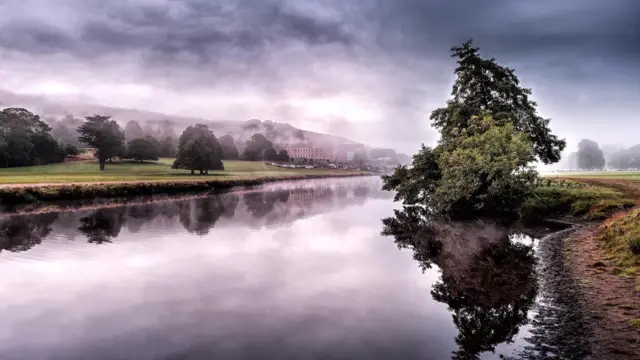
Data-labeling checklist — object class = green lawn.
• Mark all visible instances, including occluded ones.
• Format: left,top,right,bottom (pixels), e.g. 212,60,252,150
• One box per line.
0,159,360,184
542,171,640,180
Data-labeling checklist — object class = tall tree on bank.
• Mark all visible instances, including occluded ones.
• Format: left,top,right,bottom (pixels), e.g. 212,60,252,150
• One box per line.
576,139,605,170
383,41,565,220
173,124,224,174
77,115,125,171
219,135,239,160
243,133,273,161
430,40,566,164
124,120,144,142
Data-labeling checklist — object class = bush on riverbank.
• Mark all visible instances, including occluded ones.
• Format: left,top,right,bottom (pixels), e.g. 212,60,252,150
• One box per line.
520,183,635,222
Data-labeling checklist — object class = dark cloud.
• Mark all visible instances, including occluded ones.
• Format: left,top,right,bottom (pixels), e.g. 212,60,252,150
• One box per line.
0,0,639,154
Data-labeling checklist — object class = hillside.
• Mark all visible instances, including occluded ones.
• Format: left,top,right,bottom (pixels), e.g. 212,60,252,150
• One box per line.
0,90,409,163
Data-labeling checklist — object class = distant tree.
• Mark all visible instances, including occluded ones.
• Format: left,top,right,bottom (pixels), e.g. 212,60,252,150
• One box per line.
566,151,578,169
277,149,290,162
0,107,67,168
219,135,239,159
173,124,224,174
576,139,605,170
243,133,273,161
608,144,640,169
124,120,144,142
51,115,83,147
64,144,81,157
264,146,279,161
127,138,159,162
353,150,369,166
158,135,177,158
77,115,125,171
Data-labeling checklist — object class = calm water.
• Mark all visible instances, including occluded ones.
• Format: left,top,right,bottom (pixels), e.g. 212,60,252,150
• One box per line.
0,177,585,360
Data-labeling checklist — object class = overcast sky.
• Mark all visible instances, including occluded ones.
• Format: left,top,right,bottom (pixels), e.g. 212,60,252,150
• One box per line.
0,0,638,154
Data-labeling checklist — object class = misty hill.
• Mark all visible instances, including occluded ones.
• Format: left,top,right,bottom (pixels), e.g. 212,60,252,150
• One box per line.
0,90,409,163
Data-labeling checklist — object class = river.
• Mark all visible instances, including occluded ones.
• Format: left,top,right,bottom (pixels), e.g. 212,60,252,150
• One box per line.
0,177,591,360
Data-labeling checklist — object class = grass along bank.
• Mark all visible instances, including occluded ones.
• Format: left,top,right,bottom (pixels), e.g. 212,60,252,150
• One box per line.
0,159,367,207
520,178,636,222
0,159,355,185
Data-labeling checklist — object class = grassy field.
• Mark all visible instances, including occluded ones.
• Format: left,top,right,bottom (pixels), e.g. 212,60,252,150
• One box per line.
542,171,640,180
0,159,360,185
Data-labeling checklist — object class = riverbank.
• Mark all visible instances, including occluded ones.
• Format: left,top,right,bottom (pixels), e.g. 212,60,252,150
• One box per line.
558,178,640,359
0,173,369,211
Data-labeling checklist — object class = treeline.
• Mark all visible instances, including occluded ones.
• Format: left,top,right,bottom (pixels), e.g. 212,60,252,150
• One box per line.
564,139,640,170
0,108,81,168
1,107,289,173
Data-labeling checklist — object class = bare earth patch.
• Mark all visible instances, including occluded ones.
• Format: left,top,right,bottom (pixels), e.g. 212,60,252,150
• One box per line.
566,226,640,359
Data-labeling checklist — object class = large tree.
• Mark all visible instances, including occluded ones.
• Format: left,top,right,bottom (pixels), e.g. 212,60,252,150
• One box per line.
219,134,239,160
173,124,224,174
158,135,177,158
576,139,605,170
0,107,66,168
383,41,565,220
242,133,273,161
127,138,159,162
430,41,565,165
77,115,125,171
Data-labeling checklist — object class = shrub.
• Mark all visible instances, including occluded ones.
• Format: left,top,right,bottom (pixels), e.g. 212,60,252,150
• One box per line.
628,239,640,255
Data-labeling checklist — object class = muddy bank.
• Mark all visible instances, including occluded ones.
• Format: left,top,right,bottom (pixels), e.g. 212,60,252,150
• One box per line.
566,226,640,359
514,226,594,360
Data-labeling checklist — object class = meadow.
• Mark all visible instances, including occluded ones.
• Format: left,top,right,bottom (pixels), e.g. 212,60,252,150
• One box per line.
0,159,359,185
542,171,640,180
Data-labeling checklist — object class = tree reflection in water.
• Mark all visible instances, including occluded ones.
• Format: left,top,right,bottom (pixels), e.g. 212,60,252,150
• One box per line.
0,212,59,252
382,207,538,360
78,207,127,244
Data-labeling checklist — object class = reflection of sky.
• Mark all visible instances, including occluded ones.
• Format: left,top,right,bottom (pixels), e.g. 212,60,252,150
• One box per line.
0,196,458,360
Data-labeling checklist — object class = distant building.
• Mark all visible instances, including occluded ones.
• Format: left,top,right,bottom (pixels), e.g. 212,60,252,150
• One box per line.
279,142,332,161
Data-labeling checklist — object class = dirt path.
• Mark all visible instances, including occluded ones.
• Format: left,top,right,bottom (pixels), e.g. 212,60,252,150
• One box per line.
560,178,640,358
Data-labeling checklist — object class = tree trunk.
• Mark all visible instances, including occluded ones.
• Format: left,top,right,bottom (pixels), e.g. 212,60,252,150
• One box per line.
190,169,194,175
205,170,208,175
99,158,106,171
199,169,204,175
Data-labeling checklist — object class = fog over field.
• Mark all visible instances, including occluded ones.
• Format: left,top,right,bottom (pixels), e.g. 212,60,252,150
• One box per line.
1,0,638,156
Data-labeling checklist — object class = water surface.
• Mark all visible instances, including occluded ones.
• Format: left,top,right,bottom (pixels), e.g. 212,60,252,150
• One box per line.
0,177,584,360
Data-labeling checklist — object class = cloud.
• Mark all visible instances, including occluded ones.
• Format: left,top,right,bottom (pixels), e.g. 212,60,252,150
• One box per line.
0,0,639,154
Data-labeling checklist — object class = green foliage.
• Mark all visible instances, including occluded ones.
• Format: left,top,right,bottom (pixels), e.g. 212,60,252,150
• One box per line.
277,149,289,162
126,138,159,162
64,144,81,157
158,136,177,158
242,133,273,161
383,40,566,221
77,115,125,171
628,239,640,255
430,41,566,164
520,184,633,221
218,135,239,160
576,139,605,170
173,124,224,174
0,107,68,168
263,146,279,162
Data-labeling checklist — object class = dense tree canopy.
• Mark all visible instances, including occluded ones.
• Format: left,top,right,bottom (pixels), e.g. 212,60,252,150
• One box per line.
242,133,273,161
0,107,67,168
158,135,177,158
173,124,224,174
277,149,289,162
576,139,605,170
219,135,239,160
77,115,125,171
383,41,565,220
126,138,159,162
430,41,565,165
